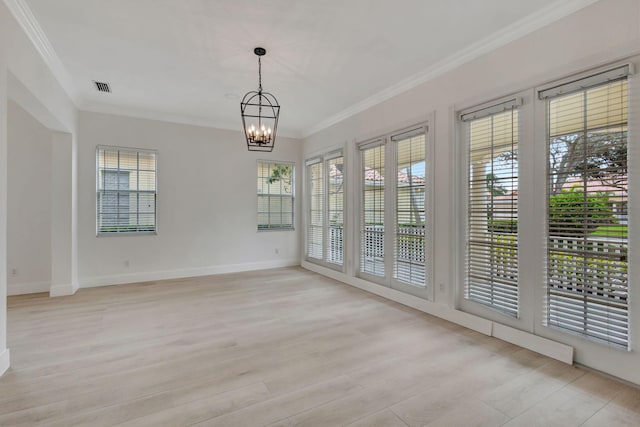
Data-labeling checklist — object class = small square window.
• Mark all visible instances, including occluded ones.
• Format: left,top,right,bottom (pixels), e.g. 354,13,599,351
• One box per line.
96,146,157,235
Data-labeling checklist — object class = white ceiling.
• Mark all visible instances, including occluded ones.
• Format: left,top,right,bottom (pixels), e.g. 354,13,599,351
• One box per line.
21,0,596,137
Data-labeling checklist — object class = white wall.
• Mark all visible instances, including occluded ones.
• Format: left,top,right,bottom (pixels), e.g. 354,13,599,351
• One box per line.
0,11,8,377
7,100,52,295
302,0,640,384
1,0,638,385
1,0,78,375
77,111,302,287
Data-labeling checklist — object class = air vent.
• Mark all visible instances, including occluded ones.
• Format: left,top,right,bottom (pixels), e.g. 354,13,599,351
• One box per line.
93,81,111,93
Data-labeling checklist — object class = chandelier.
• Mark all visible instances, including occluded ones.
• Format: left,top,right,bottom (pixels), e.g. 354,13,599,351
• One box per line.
241,47,280,152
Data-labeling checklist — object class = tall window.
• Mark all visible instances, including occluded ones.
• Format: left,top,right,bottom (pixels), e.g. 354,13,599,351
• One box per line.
326,155,345,265
541,65,630,347
306,160,324,259
394,130,426,287
358,125,430,295
361,142,386,277
305,152,345,266
257,161,294,230
96,146,157,235
462,100,520,317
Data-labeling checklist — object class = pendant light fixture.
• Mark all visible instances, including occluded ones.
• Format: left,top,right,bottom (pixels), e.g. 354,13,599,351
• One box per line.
241,47,280,152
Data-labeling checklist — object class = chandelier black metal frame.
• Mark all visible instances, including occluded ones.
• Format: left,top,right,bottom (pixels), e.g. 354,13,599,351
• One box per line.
241,47,280,152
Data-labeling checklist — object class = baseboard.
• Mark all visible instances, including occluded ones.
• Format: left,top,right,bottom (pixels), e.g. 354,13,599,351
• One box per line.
302,261,572,364
7,281,50,296
80,259,300,288
492,323,573,364
0,349,10,377
302,261,493,336
49,281,79,297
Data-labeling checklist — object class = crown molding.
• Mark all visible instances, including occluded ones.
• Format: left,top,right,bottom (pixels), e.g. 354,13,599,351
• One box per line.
78,100,303,139
3,0,80,105
5,0,600,140
303,0,601,138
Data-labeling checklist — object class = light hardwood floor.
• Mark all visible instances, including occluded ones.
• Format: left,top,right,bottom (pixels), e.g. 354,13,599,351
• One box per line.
2,267,639,426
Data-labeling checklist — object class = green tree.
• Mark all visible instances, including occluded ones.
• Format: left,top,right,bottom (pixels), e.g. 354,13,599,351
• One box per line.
485,172,508,196
267,164,292,192
574,140,627,191
549,131,626,195
549,187,615,236
501,131,627,195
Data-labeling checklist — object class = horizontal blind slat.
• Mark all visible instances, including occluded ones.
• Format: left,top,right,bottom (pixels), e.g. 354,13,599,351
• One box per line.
545,77,628,348
465,107,519,317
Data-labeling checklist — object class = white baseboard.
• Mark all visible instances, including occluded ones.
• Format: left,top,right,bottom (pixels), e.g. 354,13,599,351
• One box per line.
49,281,79,297
80,259,300,289
0,349,10,377
302,261,493,335
493,323,573,364
7,281,50,296
302,261,573,365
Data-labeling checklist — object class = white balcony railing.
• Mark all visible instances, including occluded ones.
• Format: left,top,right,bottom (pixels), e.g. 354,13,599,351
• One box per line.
360,224,425,285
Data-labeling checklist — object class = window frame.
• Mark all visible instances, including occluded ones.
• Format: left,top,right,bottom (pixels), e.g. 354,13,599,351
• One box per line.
456,91,537,330
96,145,158,237
355,122,433,300
256,160,295,232
459,96,522,319
304,150,345,271
538,64,632,349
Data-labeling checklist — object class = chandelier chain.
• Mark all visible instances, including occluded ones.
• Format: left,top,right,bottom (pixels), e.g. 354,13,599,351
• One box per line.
258,56,262,93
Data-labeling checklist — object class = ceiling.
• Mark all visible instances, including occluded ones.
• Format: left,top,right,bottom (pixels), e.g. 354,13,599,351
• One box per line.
21,0,595,137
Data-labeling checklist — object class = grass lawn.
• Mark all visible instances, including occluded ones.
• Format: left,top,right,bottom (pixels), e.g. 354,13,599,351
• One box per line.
592,224,628,238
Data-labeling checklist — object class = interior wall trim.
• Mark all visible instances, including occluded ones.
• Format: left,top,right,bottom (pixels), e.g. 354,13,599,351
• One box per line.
7,280,50,296
303,0,600,138
0,349,10,377
80,259,300,289
3,0,79,103
302,261,574,365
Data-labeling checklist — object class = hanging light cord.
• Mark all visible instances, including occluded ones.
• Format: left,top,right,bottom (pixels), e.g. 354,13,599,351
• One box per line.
258,56,263,93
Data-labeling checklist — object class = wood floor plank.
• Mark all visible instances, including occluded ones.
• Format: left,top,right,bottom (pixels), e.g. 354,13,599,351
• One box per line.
1,267,638,426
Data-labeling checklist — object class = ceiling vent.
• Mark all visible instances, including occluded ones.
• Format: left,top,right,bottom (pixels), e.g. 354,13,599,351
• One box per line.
93,81,111,93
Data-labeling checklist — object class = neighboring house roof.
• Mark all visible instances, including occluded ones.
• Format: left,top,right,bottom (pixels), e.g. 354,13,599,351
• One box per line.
562,177,627,193
329,163,343,179
362,167,425,185
493,191,518,203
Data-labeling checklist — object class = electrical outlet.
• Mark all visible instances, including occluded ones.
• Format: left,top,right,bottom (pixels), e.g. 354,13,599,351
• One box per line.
274,248,279,255
439,283,445,292
124,260,130,268
10,268,18,276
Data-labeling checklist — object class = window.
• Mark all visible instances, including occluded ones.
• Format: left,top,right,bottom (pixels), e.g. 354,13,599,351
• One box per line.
358,125,430,295
326,155,345,264
305,152,344,266
257,161,294,230
307,159,323,259
394,130,426,286
462,99,520,317
96,146,157,235
541,65,630,347
361,141,386,277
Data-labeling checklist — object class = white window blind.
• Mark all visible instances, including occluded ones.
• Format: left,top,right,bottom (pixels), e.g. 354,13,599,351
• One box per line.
96,146,157,235
305,152,344,266
543,72,629,347
464,106,519,316
326,154,344,265
306,159,323,260
360,142,385,277
257,161,294,230
393,128,426,287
